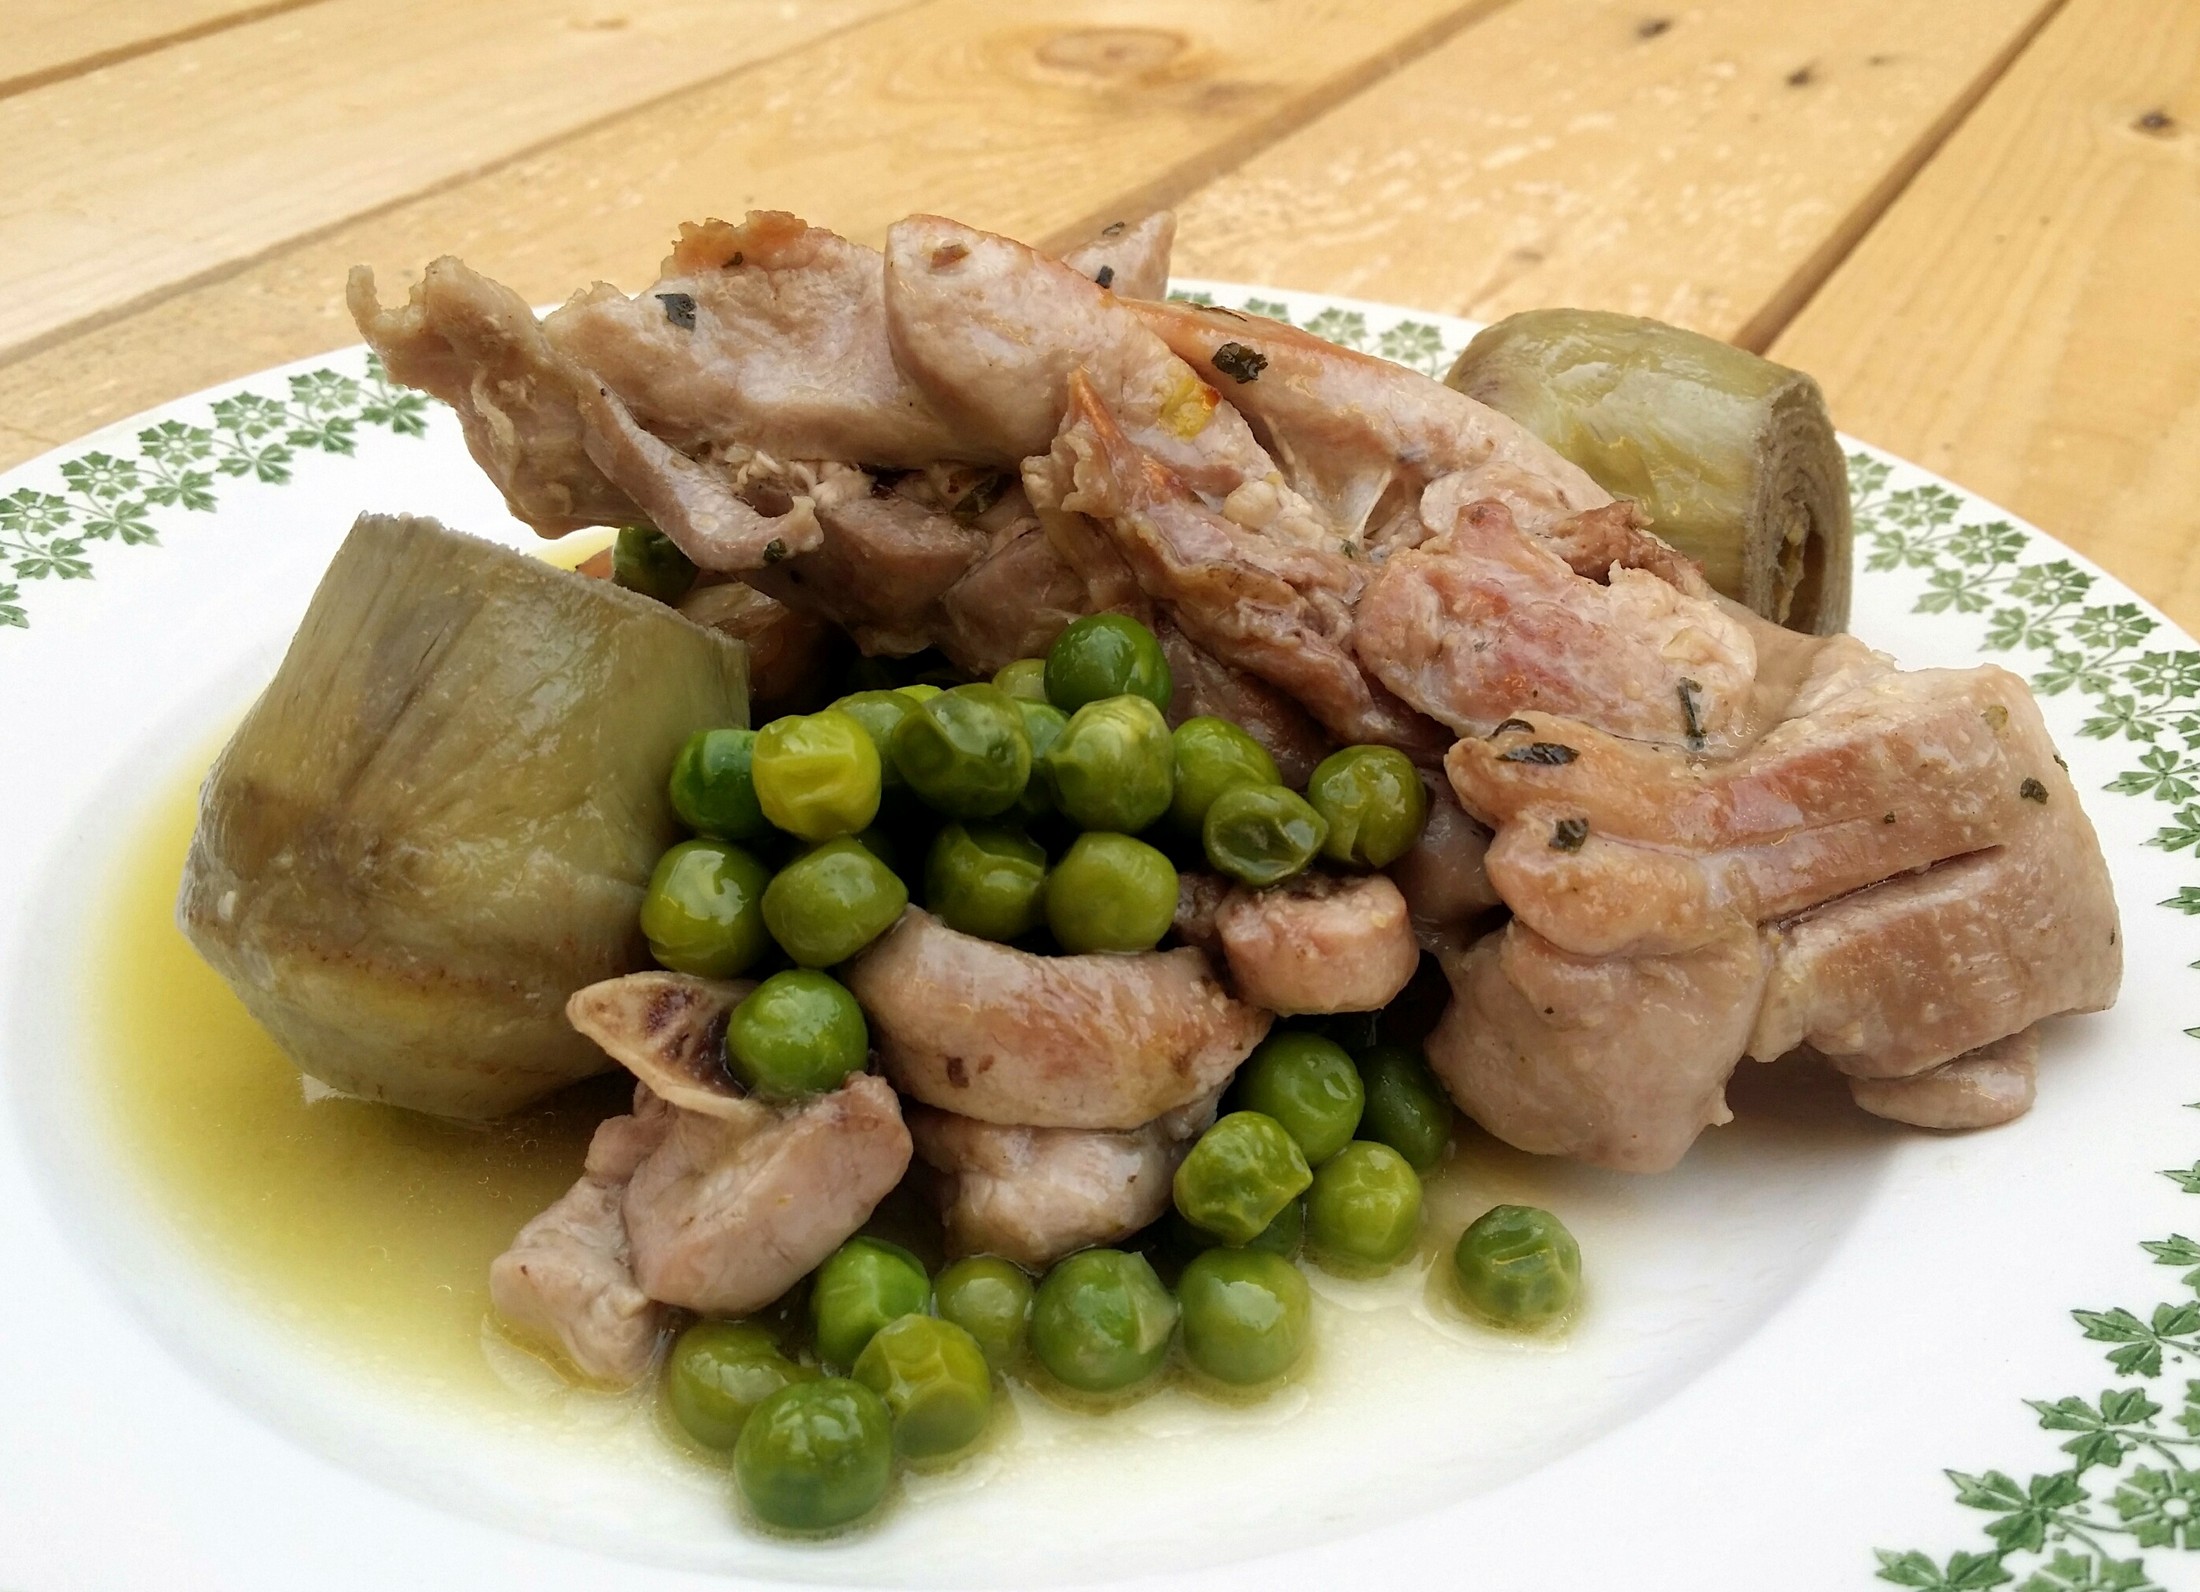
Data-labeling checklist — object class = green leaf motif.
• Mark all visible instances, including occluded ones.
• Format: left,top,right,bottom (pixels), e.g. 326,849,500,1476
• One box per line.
1302,306,1369,350
1875,1547,2015,1590
2018,1549,2162,1592
2112,1466,2200,1549
1238,296,1293,324
1376,319,1448,375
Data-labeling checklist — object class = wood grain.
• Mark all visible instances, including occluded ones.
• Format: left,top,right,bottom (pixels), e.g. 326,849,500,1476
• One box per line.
1772,0,2200,631
1168,0,2062,344
0,0,329,99
0,0,911,358
0,0,1497,467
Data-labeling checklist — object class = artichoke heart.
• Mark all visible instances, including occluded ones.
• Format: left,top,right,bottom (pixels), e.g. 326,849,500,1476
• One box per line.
1445,308,1853,634
179,513,748,1119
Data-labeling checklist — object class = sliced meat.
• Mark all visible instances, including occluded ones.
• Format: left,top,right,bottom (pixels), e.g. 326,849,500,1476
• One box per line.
909,1096,1213,1268
1389,781,1501,945
1160,620,1334,786
1060,212,1177,299
1215,873,1420,1015
844,908,1272,1129
1427,924,1771,1174
676,581,835,712
1355,493,1758,752
934,517,1090,675
1173,871,1231,959
1846,1028,2039,1130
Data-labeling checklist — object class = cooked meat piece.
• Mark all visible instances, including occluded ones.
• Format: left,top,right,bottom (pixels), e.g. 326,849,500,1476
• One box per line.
1172,871,1231,958
1159,620,1334,785
622,1072,913,1315
934,518,1090,674
544,211,965,467
349,259,636,535
1846,1028,2038,1130
843,908,1271,1128
1215,873,1420,1015
566,972,756,1118
488,1092,672,1386
1427,923,1771,1174
676,581,835,712
1389,781,1501,943
1355,494,1758,753
909,1096,1212,1268
1052,371,1450,759
1449,666,2082,959
1130,297,1610,547
1060,212,1177,299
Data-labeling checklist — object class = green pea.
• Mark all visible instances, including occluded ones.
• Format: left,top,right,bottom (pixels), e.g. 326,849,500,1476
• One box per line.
852,1314,993,1460
667,727,768,842
1168,716,1280,833
752,710,882,842
612,523,697,603
1010,699,1069,822
1173,1112,1312,1246
1306,1142,1422,1271
639,839,772,978
1203,784,1328,887
1357,1043,1454,1173
1030,1249,1177,1395
831,691,916,792
1177,1247,1311,1386
891,683,1031,819
992,658,1051,703
1043,833,1178,954
847,824,900,875
811,1236,932,1370
1044,695,1174,833
733,1378,893,1534
1175,1194,1303,1258
897,683,944,703
665,1319,813,1450
726,971,868,1099
935,1256,1035,1371
1453,1205,1582,1330
761,838,908,967
1235,1032,1365,1166
925,823,1047,943
1044,613,1173,714
1306,745,1430,869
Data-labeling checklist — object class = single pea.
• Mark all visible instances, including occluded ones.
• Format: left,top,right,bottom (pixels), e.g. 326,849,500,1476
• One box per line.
1030,1249,1178,1395
1010,699,1069,822
1044,613,1173,714
831,690,916,792
1177,1247,1311,1387
726,971,869,1099
668,727,769,842
897,683,944,703
1453,1205,1582,1330
1173,1112,1313,1246
1168,716,1280,834
891,683,1031,819
733,1378,893,1534
612,523,698,603
761,837,908,967
1306,1142,1422,1271
852,1314,994,1460
665,1319,813,1450
1235,1031,1365,1166
935,1256,1035,1371
1306,745,1430,869
752,710,883,842
811,1237,932,1369
1177,1194,1303,1258
1043,832,1178,954
639,839,773,978
1203,784,1328,887
925,823,1048,943
992,658,1051,703
847,824,900,874
1045,695,1175,833
1357,1043,1454,1173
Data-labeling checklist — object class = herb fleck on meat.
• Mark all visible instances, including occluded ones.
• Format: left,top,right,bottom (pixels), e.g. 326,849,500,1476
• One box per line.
1550,818,1589,852
1500,741,1579,766
1490,718,1535,737
1678,677,1705,746
2020,777,2048,803
655,293,697,330
763,538,789,564
1094,265,1115,289
1212,342,1268,384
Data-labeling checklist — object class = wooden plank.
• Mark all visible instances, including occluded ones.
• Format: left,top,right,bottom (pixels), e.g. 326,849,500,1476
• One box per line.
1771,0,2200,630
1168,0,2062,345
0,0,329,101
0,0,1499,467
0,0,914,360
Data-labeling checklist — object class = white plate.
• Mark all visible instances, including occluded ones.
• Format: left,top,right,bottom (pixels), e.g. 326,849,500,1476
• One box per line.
3,284,2196,1592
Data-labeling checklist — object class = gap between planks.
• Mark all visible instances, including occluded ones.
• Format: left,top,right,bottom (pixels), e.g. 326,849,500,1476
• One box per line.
0,0,335,104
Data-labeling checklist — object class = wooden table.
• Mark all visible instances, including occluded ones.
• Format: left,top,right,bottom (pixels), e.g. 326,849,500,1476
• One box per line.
4,0,2193,624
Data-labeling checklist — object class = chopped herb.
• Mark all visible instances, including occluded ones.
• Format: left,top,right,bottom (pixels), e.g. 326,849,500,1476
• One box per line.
1550,817,1589,852
729,251,744,267
954,472,1009,520
2055,753,2069,770
1094,265,1115,289
1882,812,1897,825
1211,342,1268,384
1500,741,1579,766
1981,703,2009,731
1490,718,1535,738
656,292,697,330
2019,777,2048,803
763,538,789,564
1677,677,1705,746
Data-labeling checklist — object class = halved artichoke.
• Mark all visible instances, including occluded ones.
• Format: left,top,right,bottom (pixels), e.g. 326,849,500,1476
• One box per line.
179,513,748,1118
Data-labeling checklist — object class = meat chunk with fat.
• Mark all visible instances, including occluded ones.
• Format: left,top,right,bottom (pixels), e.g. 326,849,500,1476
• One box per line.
1214,873,1420,1015
1846,1028,2038,1130
676,580,834,713
1060,211,1176,299
843,908,1271,1129
1389,781,1501,945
